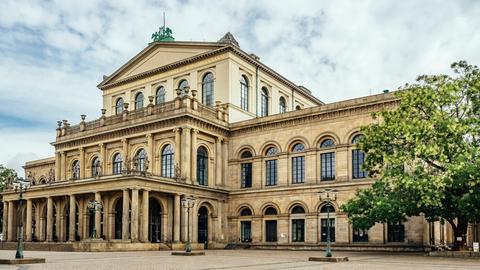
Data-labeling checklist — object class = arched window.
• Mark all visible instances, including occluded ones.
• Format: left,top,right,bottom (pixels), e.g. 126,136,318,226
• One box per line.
292,143,305,152
240,150,253,159
197,146,208,186
279,97,286,113
72,160,80,180
91,157,101,177
264,207,278,215
155,86,165,105
38,178,46,185
352,134,367,179
291,205,305,214
134,92,144,110
202,73,214,106
240,75,249,111
161,144,174,178
260,87,269,117
178,79,189,96
320,204,335,213
135,148,147,172
291,143,305,183
115,98,124,115
265,146,278,186
320,139,336,181
240,150,252,188
240,208,252,216
265,147,278,156
112,153,122,175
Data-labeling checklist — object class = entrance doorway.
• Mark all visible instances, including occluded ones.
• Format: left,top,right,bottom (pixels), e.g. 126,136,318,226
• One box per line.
240,221,252,242
198,206,209,248
148,199,162,242
114,200,123,239
265,220,277,242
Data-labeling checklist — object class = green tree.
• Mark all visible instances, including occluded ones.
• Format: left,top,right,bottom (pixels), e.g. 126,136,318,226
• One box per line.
0,164,17,192
342,61,480,250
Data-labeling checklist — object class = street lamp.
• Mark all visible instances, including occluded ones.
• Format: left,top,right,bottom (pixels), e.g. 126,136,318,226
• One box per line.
86,200,103,239
181,196,196,252
12,178,30,259
318,188,338,258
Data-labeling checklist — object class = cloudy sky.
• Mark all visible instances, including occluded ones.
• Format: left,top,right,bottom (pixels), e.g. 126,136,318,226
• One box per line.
1,0,479,176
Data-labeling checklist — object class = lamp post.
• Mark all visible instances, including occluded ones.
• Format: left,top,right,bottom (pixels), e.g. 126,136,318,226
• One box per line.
318,188,338,258
86,200,103,239
12,178,30,259
181,196,196,252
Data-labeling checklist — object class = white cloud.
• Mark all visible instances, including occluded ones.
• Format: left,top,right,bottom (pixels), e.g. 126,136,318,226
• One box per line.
1,0,480,172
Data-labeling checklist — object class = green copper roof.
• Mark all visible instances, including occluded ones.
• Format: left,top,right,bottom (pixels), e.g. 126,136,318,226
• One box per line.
151,26,174,42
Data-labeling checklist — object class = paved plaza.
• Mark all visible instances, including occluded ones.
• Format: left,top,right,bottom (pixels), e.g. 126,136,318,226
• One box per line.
0,250,478,270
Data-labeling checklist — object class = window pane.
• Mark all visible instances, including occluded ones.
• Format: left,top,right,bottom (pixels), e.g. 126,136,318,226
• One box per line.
352,149,367,179
292,156,305,183
265,160,277,186
202,73,214,106
241,163,252,188
321,152,335,180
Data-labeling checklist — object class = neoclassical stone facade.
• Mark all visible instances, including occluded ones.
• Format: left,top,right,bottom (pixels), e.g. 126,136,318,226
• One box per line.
2,33,478,251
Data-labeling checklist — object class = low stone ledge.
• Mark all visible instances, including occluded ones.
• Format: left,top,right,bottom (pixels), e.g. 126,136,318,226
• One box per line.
171,251,205,256
308,256,349,262
429,251,480,258
0,258,46,265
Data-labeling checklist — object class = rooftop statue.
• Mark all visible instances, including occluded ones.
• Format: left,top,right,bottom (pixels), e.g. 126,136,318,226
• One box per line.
151,26,175,42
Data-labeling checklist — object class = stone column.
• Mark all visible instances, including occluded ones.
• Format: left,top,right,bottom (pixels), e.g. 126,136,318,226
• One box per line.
222,140,228,187
173,194,180,242
192,202,198,243
69,195,76,241
215,137,223,186
142,189,149,242
7,201,13,241
122,138,129,161
102,196,109,240
79,147,85,179
95,192,102,238
181,127,191,182
77,199,84,240
122,189,130,240
26,199,33,242
2,201,8,238
173,128,181,170
99,143,106,174
181,197,187,242
55,152,61,181
46,197,53,242
146,134,154,175
131,189,139,241
191,129,198,184
61,151,66,180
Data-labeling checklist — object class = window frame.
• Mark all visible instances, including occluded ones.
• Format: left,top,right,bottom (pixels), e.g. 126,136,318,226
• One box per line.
197,146,208,186
202,72,214,106
112,153,122,175
161,144,174,178
240,75,249,111
260,87,269,117
134,92,144,110
279,96,287,113
115,98,124,115
155,86,165,105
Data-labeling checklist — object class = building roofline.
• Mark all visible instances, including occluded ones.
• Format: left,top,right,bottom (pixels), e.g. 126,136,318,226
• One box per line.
98,42,323,105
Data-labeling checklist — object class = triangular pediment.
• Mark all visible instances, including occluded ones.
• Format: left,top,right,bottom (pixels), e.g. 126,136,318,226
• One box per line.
100,42,225,87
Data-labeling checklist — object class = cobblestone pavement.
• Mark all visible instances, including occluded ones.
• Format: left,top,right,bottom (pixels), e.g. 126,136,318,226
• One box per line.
0,249,478,270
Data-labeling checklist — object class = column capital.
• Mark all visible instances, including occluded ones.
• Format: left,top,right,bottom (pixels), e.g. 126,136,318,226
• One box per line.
98,143,105,147
146,133,152,139
182,126,191,133
173,128,180,133
78,147,85,152
121,138,128,143
192,128,199,134
216,136,225,143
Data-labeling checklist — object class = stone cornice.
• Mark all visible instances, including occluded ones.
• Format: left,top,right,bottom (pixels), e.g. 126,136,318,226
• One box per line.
230,92,399,136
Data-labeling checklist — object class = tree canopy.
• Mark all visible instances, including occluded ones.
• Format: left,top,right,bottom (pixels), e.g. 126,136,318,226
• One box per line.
0,164,17,192
341,61,480,248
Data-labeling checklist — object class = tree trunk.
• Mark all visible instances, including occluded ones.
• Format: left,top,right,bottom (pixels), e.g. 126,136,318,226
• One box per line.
448,218,469,251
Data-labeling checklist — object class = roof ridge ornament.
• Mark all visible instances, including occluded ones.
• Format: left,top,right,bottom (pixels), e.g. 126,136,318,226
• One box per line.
151,12,174,42
218,32,239,47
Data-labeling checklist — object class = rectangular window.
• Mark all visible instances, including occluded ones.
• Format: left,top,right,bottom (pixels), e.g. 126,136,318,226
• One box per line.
387,223,405,242
352,149,367,179
265,160,277,186
241,163,252,188
292,219,305,242
353,228,369,242
265,220,277,242
292,156,305,183
321,152,335,181
320,218,336,242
